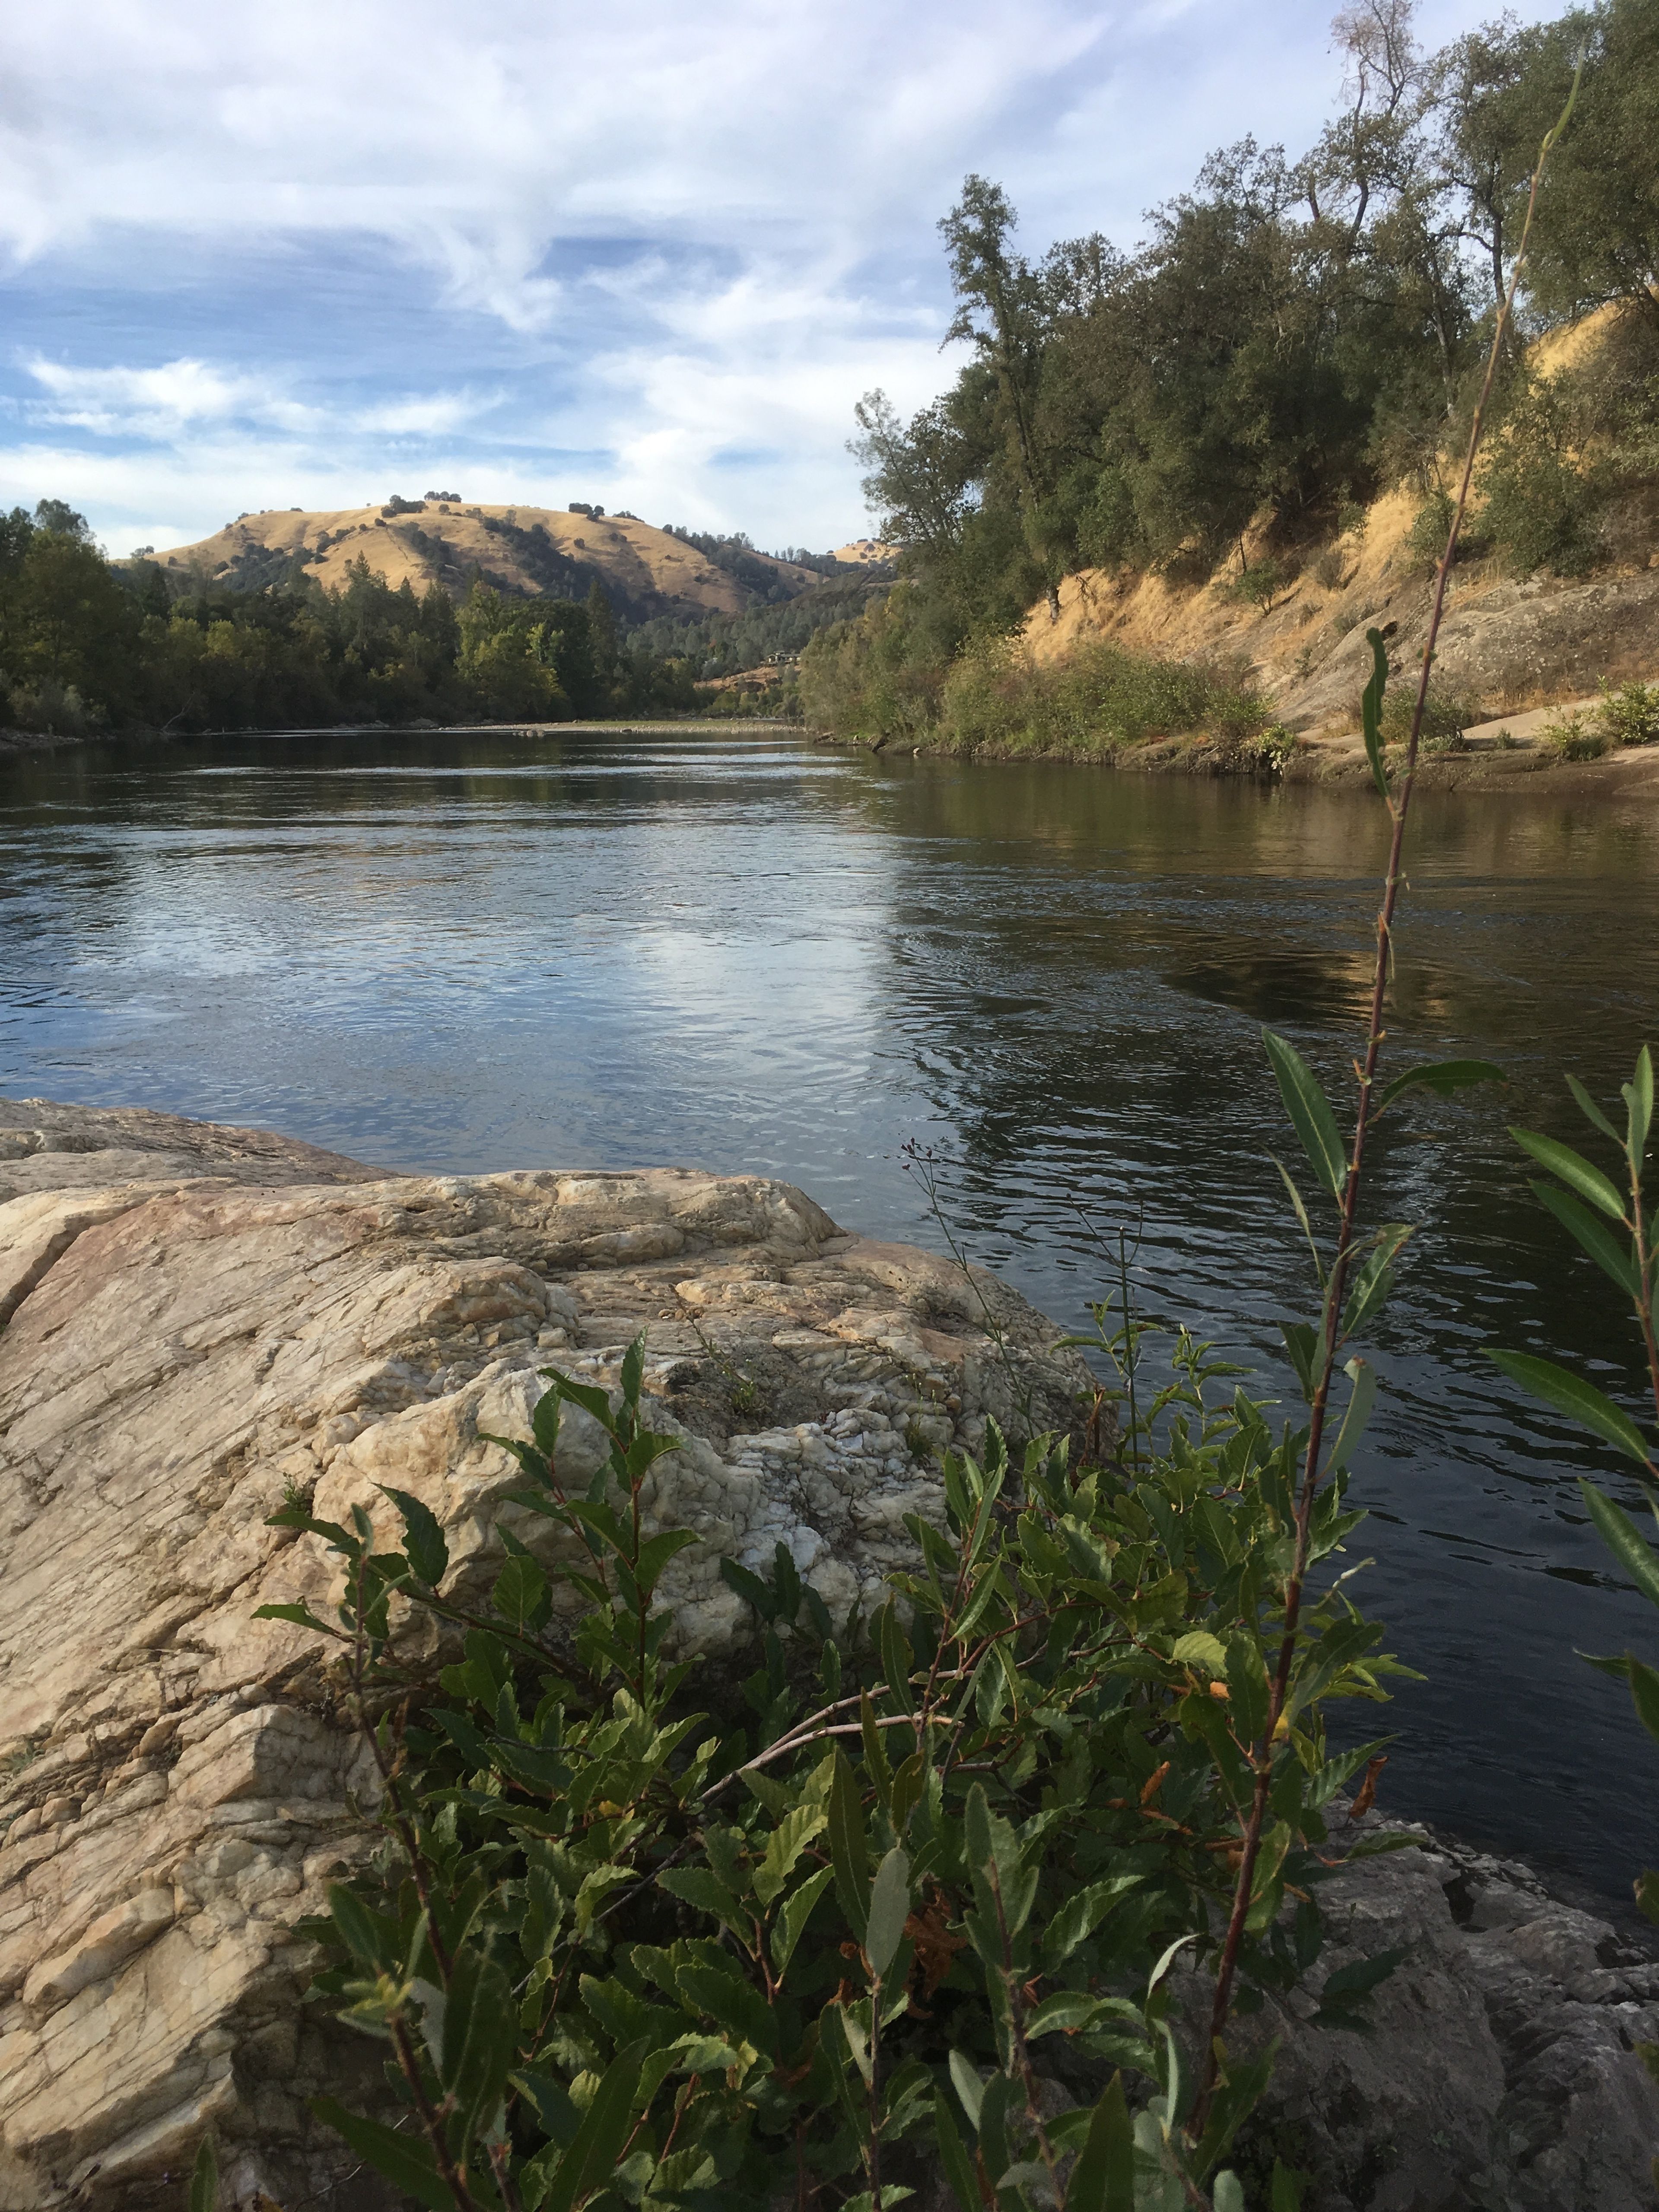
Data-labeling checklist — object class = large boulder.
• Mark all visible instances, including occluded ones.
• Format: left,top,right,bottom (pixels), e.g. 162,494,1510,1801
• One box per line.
0,1100,1089,2211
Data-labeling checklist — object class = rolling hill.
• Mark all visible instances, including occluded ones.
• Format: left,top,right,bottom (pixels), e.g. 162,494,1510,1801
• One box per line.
135,499,828,625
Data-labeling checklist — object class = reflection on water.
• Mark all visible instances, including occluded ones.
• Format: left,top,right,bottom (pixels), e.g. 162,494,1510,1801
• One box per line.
3,725,1658,1894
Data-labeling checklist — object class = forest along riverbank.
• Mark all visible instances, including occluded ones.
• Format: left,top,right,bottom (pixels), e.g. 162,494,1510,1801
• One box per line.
2,722,1657,1898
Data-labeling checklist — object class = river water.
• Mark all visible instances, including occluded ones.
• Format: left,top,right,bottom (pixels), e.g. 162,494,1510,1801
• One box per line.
3,724,1656,1896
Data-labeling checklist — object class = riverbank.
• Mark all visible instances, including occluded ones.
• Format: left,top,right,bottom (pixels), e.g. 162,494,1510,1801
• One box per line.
814,702,1659,798
0,713,794,762
4,1096,1657,2210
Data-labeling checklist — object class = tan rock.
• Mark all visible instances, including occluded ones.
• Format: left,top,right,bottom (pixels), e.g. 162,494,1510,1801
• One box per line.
0,1100,1088,2210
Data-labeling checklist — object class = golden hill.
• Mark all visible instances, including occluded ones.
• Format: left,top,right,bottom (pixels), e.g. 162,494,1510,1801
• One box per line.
139,501,823,623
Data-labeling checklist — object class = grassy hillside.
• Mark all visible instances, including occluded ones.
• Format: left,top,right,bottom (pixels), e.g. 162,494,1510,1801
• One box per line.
135,501,823,626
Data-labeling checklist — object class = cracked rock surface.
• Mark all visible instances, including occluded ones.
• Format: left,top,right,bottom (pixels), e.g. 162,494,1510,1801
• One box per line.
0,1099,1089,2211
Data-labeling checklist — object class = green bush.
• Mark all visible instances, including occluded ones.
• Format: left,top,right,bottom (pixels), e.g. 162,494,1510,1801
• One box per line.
1222,557,1295,613
1478,376,1604,577
1378,683,1472,754
938,637,1265,758
263,1312,1400,2212
1540,710,1608,760
1594,678,1659,747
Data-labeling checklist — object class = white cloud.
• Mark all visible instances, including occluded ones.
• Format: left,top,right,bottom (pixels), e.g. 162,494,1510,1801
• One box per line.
0,0,1565,547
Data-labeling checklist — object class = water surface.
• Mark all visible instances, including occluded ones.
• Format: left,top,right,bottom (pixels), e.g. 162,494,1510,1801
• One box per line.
3,725,1656,1896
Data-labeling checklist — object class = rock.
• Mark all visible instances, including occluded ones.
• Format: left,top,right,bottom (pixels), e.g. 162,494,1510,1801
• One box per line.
1210,1815,1659,2211
0,1100,1091,2211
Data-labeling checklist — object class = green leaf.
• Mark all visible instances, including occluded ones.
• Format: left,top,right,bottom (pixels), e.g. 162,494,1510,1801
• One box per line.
1067,2073,1136,2212
1373,1059,1503,1119
621,1331,646,1408
934,2094,980,2212
1487,1351,1652,1465
1580,1481,1659,1609
1263,1030,1348,1199
550,1373,615,1430
1227,1633,1271,1749
1272,1156,1325,1290
1041,1875,1144,1970
1313,1945,1404,2026
631,1528,699,1594
1214,2177,1246,2212
539,2037,652,2212
1328,1357,1378,1476
1171,1630,1228,1674
1627,1046,1654,1165
1532,1182,1641,1298
753,1804,827,1907
493,1552,550,1630
864,1846,912,1980
1025,1990,1114,2037
771,1867,833,1981
1281,1321,1319,1403
1566,1072,1624,1146
1341,1224,1413,1340
1360,627,1390,802
251,1601,343,1637
188,2136,218,2212
1271,2161,1307,2212
378,1486,449,1587
1510,1128,1626,1221
947,2050,984,2128
326,1881,394,1969
718,1557,776,1622
440,1944,518,2145
828,1747,868,1942
311,2099,451,2211
531,1380,563,1462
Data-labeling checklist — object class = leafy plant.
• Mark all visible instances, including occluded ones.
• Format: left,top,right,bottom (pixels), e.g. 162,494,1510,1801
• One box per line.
1539,710,1608,761
1594,678,1659,748
242,1292,1419,2212
1486,1050,1659,1917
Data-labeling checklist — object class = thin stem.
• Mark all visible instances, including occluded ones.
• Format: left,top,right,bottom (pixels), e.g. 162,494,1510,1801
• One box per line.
389,2015,483,2212
1189,113,1567,2136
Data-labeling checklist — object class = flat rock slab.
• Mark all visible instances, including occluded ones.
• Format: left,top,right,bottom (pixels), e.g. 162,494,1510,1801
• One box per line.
0,1101,1088,2211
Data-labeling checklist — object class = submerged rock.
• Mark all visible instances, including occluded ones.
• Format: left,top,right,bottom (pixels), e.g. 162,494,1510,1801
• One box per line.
0,1099,1087,2211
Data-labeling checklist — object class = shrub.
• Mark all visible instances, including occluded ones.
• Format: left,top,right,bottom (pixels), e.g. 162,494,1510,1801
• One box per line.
264,1319,1399,2212
1222,555,1295,612
1540,711,1608,760
938,636,1265,757
1312,549,1347,592
1378,682,1471,753
1594,678,1659,747
1478,376,1604,577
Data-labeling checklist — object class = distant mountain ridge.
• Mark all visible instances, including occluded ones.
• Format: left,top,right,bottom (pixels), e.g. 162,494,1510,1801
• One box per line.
132,500,839,625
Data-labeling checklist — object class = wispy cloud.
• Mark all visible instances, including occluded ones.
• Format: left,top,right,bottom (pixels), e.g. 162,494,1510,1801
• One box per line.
0,0,1560,549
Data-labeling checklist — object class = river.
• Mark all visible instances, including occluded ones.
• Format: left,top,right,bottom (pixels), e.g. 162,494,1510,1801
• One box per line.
3,722,1656,1897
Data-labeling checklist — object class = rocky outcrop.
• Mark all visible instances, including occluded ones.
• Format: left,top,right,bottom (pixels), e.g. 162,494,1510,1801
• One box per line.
0,1100,1088,2211
1213,1817,1659,2211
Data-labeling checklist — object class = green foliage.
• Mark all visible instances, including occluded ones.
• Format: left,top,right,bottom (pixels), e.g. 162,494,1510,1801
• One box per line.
267,1292,1406,2212
1477,371,1605,577
1487,1047,1659,1915
1223,558,1296,614
1379,681,1472,755
1538,711,1608,761
1594,679,1659,748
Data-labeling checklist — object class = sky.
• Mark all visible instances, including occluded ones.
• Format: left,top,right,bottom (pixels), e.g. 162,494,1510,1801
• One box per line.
0,0,1555,557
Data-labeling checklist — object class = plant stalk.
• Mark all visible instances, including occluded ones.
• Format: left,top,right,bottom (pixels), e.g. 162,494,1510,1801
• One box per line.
1189,111,1570,2135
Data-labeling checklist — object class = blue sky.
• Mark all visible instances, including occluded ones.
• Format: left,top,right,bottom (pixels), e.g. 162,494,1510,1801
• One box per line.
1,0,1552,556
